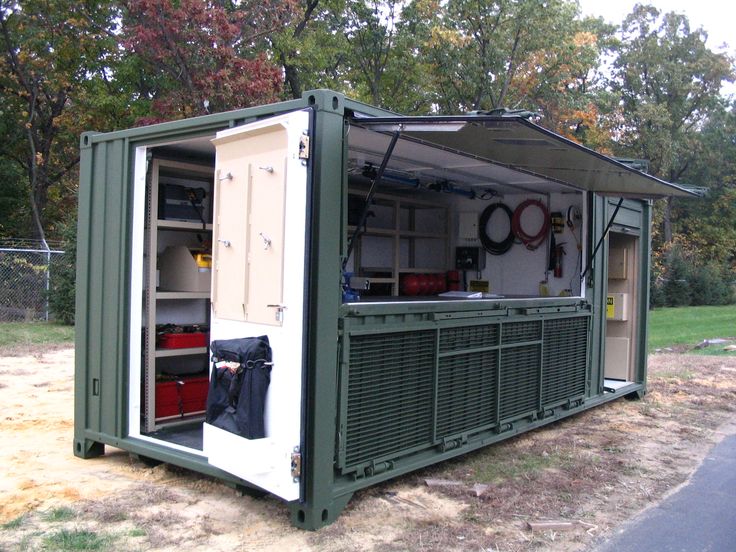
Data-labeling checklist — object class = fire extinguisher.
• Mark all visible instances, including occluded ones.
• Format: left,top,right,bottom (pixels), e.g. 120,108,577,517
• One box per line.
554,243,566,278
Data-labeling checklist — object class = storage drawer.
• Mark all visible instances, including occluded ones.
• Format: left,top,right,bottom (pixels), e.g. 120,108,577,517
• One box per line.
158,332,209,349
155,376,209,418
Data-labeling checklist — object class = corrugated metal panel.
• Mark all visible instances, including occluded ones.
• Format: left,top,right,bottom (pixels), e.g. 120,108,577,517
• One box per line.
344,330,435,468
437,350,498,437
542,316,588,406
76,137,129,440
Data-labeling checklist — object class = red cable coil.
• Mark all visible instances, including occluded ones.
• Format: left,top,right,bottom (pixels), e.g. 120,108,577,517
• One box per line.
512,199,549,250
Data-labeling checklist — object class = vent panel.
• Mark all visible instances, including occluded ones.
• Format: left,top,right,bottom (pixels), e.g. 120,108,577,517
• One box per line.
436,350,498,437
542,317,588,405
502,320,542,344
344,330,435,468
439,324,499,352
499,345,541,420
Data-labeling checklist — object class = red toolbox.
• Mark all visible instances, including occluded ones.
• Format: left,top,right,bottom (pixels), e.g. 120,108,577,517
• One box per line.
155,376,209,418
157,331,208,349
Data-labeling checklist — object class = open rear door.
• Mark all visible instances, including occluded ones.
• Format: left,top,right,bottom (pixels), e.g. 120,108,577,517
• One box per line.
204,109,312,501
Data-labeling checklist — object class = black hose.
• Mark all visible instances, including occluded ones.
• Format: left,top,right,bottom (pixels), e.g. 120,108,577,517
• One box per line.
479,202,515,255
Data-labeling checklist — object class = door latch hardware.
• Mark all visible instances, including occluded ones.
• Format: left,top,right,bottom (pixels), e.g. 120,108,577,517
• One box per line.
299,134,310,160
218,172,233,182
291,448,301,481
259,232,272,250
218,239,231,248
258,166,274,173
266,304,287,322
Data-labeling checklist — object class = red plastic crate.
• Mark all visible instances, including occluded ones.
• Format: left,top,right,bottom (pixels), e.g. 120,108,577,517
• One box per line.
155,376,209,418
157,332,208,349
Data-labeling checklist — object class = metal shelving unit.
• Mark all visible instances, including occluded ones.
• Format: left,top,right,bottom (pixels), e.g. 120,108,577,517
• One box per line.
142,159,214,432
348,190,449,295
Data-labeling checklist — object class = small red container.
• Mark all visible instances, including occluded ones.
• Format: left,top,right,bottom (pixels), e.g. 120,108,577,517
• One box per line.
155,376,209,419
158,332,208,349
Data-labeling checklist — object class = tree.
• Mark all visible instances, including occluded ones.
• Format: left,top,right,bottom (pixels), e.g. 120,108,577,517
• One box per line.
673,104,736,267
122,0,297,120
0,0,118,241
407,0,606,117
610,4,734,243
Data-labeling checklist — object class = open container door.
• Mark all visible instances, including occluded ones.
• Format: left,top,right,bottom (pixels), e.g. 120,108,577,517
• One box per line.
203,109,312,501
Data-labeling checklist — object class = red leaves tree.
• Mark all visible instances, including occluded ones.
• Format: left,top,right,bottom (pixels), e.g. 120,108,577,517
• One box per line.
123,0,297,121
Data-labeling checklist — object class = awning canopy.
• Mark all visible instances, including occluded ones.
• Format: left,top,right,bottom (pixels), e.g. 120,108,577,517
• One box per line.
349,116,695,199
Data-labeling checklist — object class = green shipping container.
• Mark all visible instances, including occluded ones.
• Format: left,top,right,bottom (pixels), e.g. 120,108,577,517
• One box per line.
74,90,693,529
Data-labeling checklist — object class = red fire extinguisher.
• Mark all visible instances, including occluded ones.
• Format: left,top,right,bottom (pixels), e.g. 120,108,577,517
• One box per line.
554,243,566,278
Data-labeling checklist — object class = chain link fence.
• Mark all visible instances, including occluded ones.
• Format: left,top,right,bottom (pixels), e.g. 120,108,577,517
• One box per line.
0,239,65,322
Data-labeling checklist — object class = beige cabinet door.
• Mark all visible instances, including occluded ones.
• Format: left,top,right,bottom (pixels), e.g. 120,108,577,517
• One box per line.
212,124,289,325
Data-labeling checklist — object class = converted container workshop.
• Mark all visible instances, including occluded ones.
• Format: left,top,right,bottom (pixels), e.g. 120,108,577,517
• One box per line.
74,90,692,529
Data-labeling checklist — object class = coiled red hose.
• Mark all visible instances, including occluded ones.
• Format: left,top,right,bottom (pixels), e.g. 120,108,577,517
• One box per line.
512,199,549,250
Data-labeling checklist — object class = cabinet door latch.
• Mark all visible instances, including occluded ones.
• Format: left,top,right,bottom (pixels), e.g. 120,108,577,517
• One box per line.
298,134,310,160
266,304,287,322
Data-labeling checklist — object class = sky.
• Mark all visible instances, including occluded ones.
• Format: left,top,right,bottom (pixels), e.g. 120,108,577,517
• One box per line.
577,0,736,95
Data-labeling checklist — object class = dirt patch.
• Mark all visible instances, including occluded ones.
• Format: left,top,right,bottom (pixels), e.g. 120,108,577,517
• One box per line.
1,347,735,551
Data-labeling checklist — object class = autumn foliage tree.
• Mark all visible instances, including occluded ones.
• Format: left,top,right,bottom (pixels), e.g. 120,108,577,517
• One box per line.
0,0,118,241
122,0,297,121
611,5,734,244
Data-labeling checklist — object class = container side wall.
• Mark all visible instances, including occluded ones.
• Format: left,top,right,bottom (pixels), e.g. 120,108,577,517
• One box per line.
635,202,652,389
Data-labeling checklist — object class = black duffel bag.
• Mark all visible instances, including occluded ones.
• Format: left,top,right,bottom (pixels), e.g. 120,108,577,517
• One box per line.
206,336,272,439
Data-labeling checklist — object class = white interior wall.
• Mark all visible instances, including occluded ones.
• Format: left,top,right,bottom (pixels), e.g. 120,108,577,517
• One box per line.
449,192,585,297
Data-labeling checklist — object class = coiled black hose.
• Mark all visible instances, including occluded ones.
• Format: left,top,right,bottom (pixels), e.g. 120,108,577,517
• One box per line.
479,202,515,255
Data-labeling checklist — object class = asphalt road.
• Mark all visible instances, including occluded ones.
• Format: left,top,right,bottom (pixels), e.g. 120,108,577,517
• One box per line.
591,430,736,552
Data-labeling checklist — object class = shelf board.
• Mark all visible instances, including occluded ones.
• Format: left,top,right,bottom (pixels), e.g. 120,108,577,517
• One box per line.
347,225,396,236
364,277,396,284
398,268,447,274
157,219,213,231
399,230,446,239
156,291,210,300
155,346,208,358
154,412,206,425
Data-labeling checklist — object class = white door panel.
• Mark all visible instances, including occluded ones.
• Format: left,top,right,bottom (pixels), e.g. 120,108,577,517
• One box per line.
206,110,310,501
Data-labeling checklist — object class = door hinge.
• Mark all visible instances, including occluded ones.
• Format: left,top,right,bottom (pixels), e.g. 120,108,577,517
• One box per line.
291,447,302,481
298,133,310,160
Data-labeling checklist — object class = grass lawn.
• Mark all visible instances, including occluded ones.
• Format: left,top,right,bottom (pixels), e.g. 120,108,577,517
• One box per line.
0,322,74,350
648,305,736,353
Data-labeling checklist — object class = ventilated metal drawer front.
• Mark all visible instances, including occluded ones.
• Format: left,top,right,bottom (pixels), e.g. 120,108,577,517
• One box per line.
499,344,541,420
343,330,435,469
339,312,590,475
502,320,542,344
439,324,499,352
541,316,588,406
436,350,498,438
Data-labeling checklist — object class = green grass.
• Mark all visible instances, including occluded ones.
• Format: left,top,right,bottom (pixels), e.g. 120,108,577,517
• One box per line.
2,514,26,530
463,448,573,483
43,507,77,522
0,322,74,349
648,305,736,353
42,529,113,551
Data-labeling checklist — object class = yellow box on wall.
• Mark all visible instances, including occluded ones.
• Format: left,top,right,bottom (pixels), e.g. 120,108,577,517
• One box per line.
606,293,628,321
